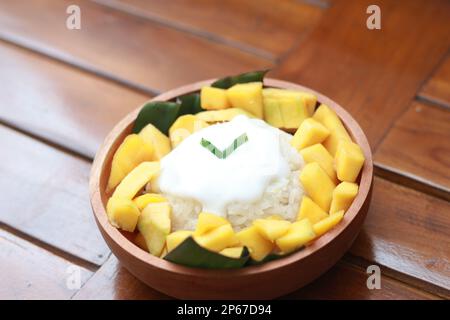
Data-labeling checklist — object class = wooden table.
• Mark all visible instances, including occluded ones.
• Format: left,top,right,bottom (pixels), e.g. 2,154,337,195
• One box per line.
0,0,449,300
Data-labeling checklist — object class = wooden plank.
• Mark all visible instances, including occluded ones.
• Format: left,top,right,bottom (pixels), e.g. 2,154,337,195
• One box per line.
419,55,450,108
0,41,149,159
0,124,110,266
73,255,435,300
0,0,272,94
95,0,325,57
273,0,450,147
72,255,170,300
0,228,93,299
350,177,450,296
286,261,438,300
375,102,450,197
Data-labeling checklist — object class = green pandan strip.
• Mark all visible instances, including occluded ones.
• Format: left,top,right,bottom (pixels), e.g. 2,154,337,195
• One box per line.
211,70,270,89
177,93,205,115
164,237,250,269
200,133,248,159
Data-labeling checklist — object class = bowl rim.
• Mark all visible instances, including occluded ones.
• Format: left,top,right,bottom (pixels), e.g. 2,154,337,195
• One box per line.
89,78,373,278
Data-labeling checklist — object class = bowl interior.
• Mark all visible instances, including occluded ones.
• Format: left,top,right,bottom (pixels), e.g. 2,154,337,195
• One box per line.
89,78,373,277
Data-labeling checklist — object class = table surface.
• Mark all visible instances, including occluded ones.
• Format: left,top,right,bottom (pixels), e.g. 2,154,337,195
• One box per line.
0,0,449,300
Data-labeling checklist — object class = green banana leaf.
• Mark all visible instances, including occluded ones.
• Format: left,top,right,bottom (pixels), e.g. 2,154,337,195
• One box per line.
177,93,204,115
132,101,180,135
211,69,270,89
164,237,250,269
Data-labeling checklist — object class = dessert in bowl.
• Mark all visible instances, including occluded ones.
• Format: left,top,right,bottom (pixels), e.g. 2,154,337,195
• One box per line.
90,71,373,299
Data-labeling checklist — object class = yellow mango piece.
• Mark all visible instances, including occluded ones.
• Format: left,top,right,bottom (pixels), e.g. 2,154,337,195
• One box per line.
134,232,148,251
291,118,330,150
138,202,171,256
330,182,359,214
226,82,264,118
263,97,284,128
194,212,229,236
106,197,141,232
278,97,309,129
138,123,171,160
220,247,245,259
133,193,166,210
107,134,154,191
263,88,317,115
300,143,337,182
200,86,231,110
297,196,328,224
313,104,352,156
194,224,238,252
166,230,193,252
236,226,274,261
299,162,336,212
196,108,255,123
169,114,209,148
313,210,344,237
276,219,316,253
335,141,365,182
253,219,291,242
112,161,160,200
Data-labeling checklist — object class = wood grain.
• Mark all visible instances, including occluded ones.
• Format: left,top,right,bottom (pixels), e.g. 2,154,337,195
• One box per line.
0,228,92,299
73,255,436,300
375,102,450,197
350,177,450,295
73,255,169,300
286,261,438,300
0,0,272,93
273,0,450,147
0,41,149,159
419,55,450,108
0,124,109,266
95,0,325,57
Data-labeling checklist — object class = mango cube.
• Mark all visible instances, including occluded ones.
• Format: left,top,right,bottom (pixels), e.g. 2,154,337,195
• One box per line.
169,114,209,147
133,193,166,210
107,134,154,191
276,219,316,253
166,230,193,252
138,202,171,256
263,97,284,128
253,219,291,241
112,161,160,200
291,118,330,150
160,246,168,258
297,196,328,224
194,212,230,236
196,108,255,123
278,97,309,129
313,210,344,237
138,123,171,160
262,88,317,115
226,82,264,118
106,197,141,232
220,247,245,259
300,162,336,212
330,182,359,214
335,141,365,182
236,226,274,261
194,224,238,252
300,143,337,182
200,86,230,110
313,104,352,156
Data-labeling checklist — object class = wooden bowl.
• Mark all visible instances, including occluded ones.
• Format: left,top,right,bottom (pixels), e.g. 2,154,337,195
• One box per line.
89,78,373,299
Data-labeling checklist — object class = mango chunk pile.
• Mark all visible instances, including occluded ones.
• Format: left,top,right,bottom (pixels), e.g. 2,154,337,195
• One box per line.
104,79,365,265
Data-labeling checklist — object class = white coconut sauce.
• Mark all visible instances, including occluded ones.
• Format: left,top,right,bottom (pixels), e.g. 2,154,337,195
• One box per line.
157,116,292,216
